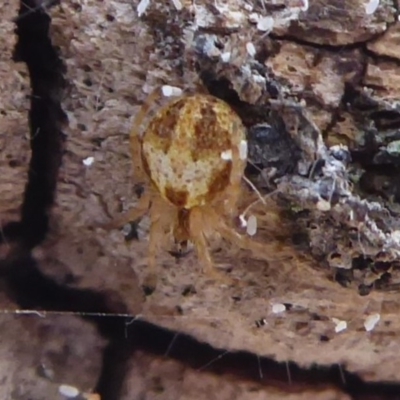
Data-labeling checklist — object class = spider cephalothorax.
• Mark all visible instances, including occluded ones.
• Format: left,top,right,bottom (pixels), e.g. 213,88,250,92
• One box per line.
109,87,280,289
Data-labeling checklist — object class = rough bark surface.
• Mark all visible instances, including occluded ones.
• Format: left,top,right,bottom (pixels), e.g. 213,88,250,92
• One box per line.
3,0,400,399
0,0,30,218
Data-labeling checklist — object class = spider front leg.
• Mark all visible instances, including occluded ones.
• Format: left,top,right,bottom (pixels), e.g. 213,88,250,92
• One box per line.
100,192,151,231
130,88,163,183
142,196,174,292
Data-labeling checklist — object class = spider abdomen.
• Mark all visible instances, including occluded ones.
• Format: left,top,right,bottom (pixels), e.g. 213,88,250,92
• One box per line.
141,94,246,209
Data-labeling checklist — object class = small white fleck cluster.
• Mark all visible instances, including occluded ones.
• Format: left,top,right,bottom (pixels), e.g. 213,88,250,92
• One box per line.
255,307,381,334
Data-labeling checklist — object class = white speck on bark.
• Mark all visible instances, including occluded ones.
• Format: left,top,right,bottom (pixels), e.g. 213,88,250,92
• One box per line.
246,42,256,57
257,16,274,32
332,318,347,333
137,0,150,17
59,385,80,398
364,313,380,332
221,52,231,63
249,12,260,23
162,85,183,97
83,156,94,166
272,303,286,314
171,0,183,10
365,0,379,15
246,215,257,236
300,0,309,12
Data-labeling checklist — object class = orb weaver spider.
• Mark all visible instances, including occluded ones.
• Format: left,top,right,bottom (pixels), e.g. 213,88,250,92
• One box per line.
108,87,282,289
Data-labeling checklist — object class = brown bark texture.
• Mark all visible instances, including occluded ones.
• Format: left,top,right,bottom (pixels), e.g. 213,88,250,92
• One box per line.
3,0,400,399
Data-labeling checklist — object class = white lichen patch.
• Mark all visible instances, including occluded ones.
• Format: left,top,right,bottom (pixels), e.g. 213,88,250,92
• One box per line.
272,303,286,314
365,0,379,15
257,16,274,32
364,313,380,332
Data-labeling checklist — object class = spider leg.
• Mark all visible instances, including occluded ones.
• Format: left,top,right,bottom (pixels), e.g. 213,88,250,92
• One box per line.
189,208,238,285
130,88,163,182
101,192,151,230
223,146,246,218
143,196,175,291
214,209,287,263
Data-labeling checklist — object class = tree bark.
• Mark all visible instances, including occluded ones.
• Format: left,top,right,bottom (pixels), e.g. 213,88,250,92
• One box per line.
2,0,400,399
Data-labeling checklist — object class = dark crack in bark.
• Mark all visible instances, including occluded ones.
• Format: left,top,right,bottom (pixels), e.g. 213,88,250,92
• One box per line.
2,2,400,400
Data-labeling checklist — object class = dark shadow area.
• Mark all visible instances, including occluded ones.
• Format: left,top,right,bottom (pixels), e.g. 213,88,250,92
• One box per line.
8,0,65,249
4,3,135,400
2,2,400,400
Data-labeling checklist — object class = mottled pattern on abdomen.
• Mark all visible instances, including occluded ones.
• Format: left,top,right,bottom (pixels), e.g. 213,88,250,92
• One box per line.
141,94,246,209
